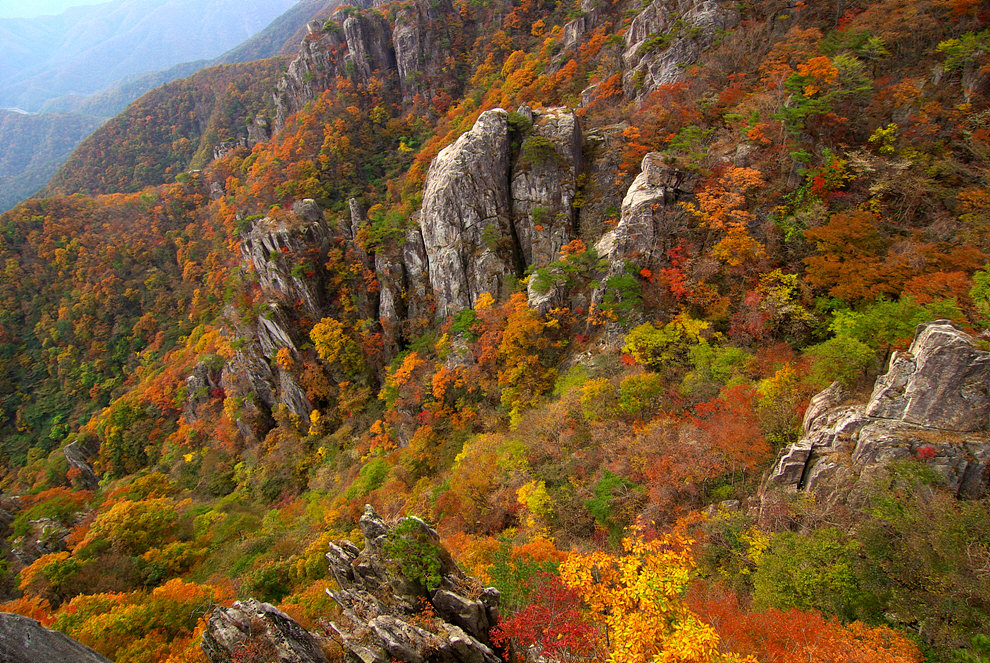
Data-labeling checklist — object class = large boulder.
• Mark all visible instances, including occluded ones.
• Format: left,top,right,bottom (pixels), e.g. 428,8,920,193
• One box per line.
0,612,112,663
765,321,990,502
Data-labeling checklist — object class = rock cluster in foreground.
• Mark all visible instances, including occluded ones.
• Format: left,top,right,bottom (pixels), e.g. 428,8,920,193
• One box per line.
203,505,501,663
0,612,113,663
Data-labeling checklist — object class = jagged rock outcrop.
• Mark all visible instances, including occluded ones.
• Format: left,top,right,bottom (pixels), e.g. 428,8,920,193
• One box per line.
0,613,113,663
240,205,331,318
63,435,99,489
202,598,329,663
765,321,990,503
419,109,517,319
275,6,368,132
510,107,583,314
591,152,694,323
417,107,583,319
202,506,501,663
512,106,582,269
219,341,277,443
325,506,501,663
622,0,739,99
11,517,70,565
391,0,459,99
596,153,695,271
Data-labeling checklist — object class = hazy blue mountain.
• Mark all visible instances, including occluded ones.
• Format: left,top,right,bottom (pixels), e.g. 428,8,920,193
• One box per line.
0,0,298,112
0,109,102,212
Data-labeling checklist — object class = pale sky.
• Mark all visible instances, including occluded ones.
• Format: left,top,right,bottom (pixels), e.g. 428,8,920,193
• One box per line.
0,1,106,18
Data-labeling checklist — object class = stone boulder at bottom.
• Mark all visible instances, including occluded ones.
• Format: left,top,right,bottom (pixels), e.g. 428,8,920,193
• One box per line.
764,320,990,503
201,598,328,663
0,612,113,663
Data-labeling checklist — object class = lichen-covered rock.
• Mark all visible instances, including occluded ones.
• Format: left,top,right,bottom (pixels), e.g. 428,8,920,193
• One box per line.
622,0,739,99
392,0,459,99
239,211,331,317
0,613,113,663
511,107,582,268
865,322,990,431
11,516,71,566
419,109,517,319
765,321,990,502
596,152,695,270
201,598,329,663
325,506,501,663
592,152,694,322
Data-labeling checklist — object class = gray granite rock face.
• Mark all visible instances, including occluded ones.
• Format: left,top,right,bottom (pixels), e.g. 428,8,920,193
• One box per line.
765,321,990,502
592,152,695,323
512,108,582,269
0,613,112,663
622,0,739,99
418,109,516,319
202,506,501,663
865,322,990,431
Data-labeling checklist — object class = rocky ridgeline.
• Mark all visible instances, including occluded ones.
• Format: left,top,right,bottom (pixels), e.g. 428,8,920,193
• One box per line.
274,0,463,132
193,97,701,442
202,506,500,663
765,320,990,504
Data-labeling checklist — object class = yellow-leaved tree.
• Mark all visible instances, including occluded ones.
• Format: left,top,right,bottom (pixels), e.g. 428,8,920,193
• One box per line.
560,524,750,663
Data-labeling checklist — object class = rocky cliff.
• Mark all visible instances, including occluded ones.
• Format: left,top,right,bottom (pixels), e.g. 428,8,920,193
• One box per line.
203,506,501,663
274,0,468,133
765,321,990,504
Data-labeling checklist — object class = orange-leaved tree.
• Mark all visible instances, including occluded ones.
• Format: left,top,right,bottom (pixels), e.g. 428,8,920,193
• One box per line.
560,523,752,663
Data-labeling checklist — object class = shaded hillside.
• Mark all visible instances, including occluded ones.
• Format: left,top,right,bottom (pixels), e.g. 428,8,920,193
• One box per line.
0,0,988,661
44,58,287,196
0,110,102,212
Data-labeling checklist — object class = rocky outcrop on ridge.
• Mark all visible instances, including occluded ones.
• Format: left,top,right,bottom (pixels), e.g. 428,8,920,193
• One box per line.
622,0,740,99
202,506,501,663
0,612,113,663
765,320,990,503
274,0,467,132
419,109,517,319
417,106,583,319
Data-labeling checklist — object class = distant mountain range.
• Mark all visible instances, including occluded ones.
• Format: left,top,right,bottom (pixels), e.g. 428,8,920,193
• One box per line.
0,0,341,213
0,0,298,112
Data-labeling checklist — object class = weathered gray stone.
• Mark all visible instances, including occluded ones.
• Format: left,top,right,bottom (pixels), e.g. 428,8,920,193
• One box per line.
765,321,990,501
622,0,739,99
512,107,582,268
419,109,517,319
596,152,694,270
0,613,112,663
322,506,501,663
202,599,328,663
865,321,990,431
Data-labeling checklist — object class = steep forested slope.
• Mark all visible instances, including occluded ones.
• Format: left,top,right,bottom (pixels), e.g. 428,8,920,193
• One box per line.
0,110,102,212
43,58,288,196
0,0,988,661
